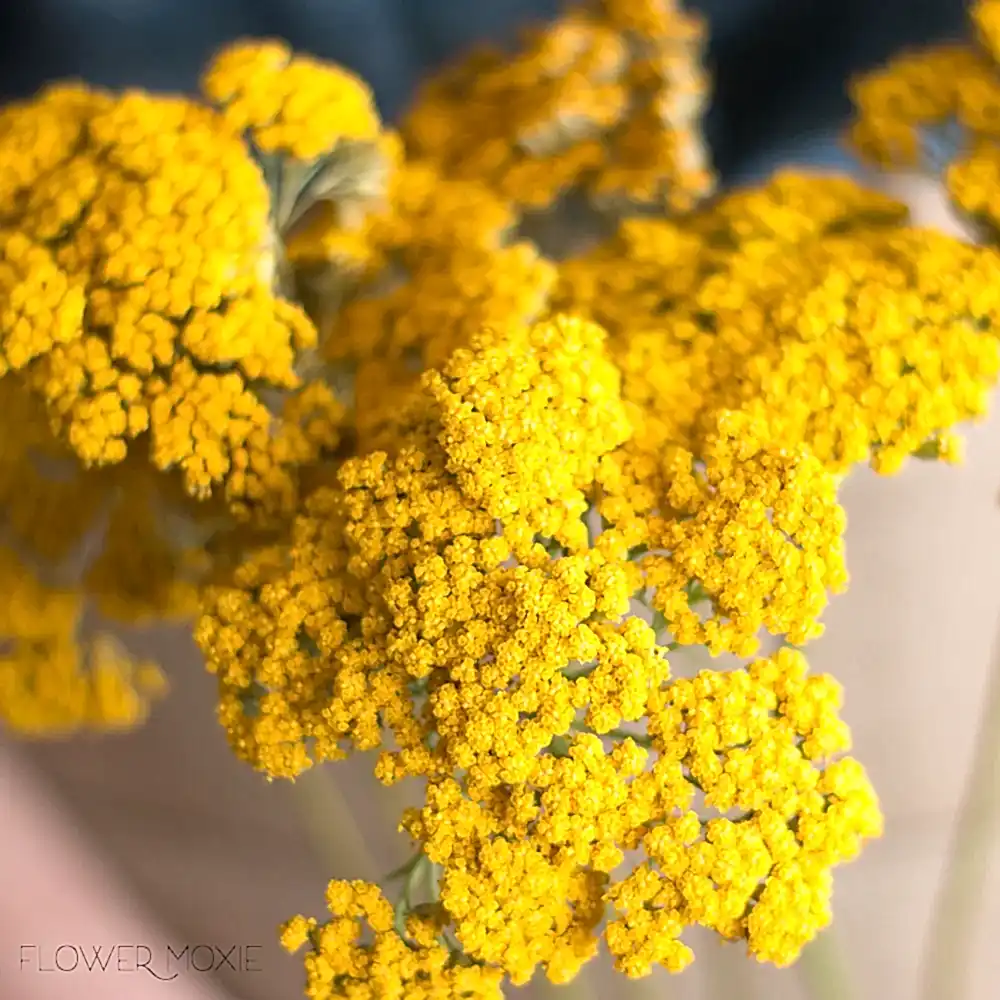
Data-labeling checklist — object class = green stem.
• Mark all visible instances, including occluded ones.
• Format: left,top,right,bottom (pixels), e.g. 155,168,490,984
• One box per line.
797,926,856,1000
569,721,654,747
919,614,1000,1000
291,766,381,881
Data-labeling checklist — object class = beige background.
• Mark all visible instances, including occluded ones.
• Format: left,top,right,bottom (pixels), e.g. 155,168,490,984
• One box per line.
4,174,1000,1000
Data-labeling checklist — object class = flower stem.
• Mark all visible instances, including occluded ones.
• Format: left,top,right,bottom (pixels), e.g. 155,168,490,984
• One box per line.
919,614,1000,1000
797,927,856,1000
291,766,380,881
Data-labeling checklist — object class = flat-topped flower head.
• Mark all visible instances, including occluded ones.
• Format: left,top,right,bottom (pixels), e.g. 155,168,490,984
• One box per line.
0,81,345,521
555,173,1000,478
396,648,880,984
196,314,640,781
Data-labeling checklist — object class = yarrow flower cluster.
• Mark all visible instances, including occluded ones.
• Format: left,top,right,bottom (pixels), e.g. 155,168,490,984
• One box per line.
5,0,1000,995
848,0,1000,239
403,0,713,215
199,161,1000,990
0,39,394,731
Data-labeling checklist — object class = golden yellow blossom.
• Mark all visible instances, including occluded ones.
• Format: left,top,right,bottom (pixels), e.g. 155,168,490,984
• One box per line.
555,175,1000,477
281,879,505,999
402,0,713,214
0,81,346,519
0,545,167,736
196,315,645,781
0,42,381,738
423,316,631,546
598,408,848,656
201,39,381,160
395,647,879,984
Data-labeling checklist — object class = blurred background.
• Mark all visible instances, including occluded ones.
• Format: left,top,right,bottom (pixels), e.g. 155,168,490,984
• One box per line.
0,0,971,178
2,2,999,999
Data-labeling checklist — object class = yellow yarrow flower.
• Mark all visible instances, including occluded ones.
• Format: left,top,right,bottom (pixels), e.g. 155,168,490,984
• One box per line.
201,39,381,160
281,880,505,999
555,174,1000,479
396,648,879,984
196,315,642,782
0,42,390,738
0,82,345,517
402,0,713,214
0,545,167,737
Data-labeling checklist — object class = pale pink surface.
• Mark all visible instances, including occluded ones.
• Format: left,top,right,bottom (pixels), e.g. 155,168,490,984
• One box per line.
0,745,239,1000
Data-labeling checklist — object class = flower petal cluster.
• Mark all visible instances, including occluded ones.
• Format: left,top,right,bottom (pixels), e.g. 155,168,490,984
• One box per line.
598,409,848,656
554,172,1000,476
0,41,385,738
199,301,882,989
848,0,1000,237
283,648,880,988
0,81,346,518
196,315,641,781
201,39,381,161
281,881,505,1000
403,0,713,213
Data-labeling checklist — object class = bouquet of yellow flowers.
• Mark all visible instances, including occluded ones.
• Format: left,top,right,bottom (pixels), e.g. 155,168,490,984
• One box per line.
3,1,1000,997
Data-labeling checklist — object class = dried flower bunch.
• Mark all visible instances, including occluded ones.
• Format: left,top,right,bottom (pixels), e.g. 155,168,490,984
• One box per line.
4,0,1000,996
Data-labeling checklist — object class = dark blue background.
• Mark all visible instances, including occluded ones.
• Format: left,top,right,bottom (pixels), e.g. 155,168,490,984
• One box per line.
0,0,968,180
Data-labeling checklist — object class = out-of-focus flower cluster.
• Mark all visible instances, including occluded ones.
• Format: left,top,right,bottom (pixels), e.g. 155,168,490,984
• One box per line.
848,0,1000,238
403,0,713,215
6,1,1000,996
